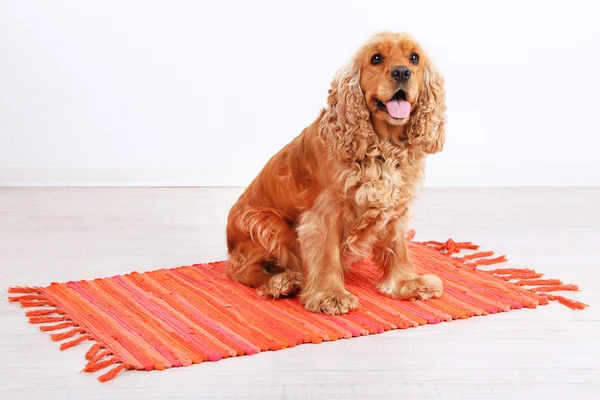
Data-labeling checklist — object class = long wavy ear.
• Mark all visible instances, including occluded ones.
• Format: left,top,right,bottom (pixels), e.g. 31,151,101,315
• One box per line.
407,63,446,154
318,60,377,162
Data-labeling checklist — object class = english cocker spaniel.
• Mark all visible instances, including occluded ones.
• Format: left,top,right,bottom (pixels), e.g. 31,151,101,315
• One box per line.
226,32,446,315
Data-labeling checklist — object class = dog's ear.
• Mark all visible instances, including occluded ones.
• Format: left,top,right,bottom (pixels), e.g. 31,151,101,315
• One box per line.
407,63,446,154
318,61,377,162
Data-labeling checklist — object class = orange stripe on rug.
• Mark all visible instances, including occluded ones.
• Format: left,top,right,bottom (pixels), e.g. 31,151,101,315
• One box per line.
7,234,588,382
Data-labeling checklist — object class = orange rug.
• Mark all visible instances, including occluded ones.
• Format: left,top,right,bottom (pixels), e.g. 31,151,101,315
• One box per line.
8,233,587,382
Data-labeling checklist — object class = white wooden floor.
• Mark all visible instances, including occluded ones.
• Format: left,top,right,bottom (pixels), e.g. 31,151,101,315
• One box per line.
0,187,598,400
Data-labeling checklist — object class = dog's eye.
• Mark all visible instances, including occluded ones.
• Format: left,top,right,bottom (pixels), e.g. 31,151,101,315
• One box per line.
409,53,419,65
370,53,383,65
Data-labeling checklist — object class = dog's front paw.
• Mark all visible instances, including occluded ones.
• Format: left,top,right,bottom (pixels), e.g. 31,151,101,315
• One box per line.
257,271,303,299
379,274,443,300
302,290,359,315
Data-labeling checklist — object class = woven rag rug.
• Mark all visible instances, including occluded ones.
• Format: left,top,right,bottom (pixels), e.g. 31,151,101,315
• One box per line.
8,232,587,382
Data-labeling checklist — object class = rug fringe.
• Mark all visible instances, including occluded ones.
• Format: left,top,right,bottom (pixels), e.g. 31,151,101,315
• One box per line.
26,308,65,316
420,238,479,254
8,286,41,294
547,295,588,310
19,299,51,307
415,237,588,311
29,315,67,324
457,251,494,261
8,294,46,302
530,284,579,292
467,255,508,266
98,363,128,382
83,356,129,382
51,328,84,341
84,357,116,373
89,350,112,365
516,278,562,286
40,321,76,331
86,343,104,360
489,268,531,274
8,286,130,381
60,334,90,350
505,272,544,280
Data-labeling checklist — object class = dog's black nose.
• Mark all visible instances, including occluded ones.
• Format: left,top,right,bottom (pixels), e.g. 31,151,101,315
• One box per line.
391,66,411,83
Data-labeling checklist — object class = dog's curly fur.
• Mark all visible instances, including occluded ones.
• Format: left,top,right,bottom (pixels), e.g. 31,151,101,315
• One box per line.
226,32,446,314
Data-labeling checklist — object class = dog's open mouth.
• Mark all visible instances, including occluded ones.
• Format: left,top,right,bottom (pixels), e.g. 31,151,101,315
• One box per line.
375,89,411,119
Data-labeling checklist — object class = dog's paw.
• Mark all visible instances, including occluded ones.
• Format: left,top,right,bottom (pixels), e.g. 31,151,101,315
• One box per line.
302,290,359,315
379,274,443,301
257,271,303,299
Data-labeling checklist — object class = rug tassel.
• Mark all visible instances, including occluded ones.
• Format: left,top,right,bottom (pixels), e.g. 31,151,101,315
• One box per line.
40,321,76,331
8,286,40,294
421,240,445,246
26,308,65,317
547,295,588,310
51,328,83,341
98,363,128,382
29,315,67,324
469,255,507,266
455,242,480,250
421,239,480,254
86,343,104,360
60,334,90,350
505,272,544,280
8,294,46,302
89,350,111,364
457,251,494,261
531,284,580,293
84,357,116,373
489,268,534,275
487,268,544,280
19,299,50,307
516,278,562,286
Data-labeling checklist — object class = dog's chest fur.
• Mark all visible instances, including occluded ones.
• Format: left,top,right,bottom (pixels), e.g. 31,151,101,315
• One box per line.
339,143,425,256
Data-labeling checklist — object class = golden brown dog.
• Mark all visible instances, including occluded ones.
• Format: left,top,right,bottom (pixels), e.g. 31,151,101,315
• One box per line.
226,32,446,315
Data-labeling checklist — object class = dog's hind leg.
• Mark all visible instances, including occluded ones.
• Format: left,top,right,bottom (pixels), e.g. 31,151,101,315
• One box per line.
227,208,303,298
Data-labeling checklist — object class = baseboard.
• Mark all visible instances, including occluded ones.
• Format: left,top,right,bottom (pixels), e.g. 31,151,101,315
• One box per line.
0,164,598,187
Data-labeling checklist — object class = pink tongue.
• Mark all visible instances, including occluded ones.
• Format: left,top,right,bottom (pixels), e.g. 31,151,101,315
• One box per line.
386,99,411,119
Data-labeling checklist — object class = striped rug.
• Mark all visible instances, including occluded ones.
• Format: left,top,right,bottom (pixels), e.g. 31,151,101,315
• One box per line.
8,233,587,382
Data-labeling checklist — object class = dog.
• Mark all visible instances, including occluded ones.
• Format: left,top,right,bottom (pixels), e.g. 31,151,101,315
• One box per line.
226,32,446,315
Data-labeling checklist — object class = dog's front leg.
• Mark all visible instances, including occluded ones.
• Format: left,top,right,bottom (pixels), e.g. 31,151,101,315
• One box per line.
373,221,443,300
297,193,359,315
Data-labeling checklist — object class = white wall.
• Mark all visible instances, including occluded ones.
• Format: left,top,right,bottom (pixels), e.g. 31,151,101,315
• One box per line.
1,0,599,187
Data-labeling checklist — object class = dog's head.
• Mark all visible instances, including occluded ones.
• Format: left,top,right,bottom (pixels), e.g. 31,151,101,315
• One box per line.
322,32,446,159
